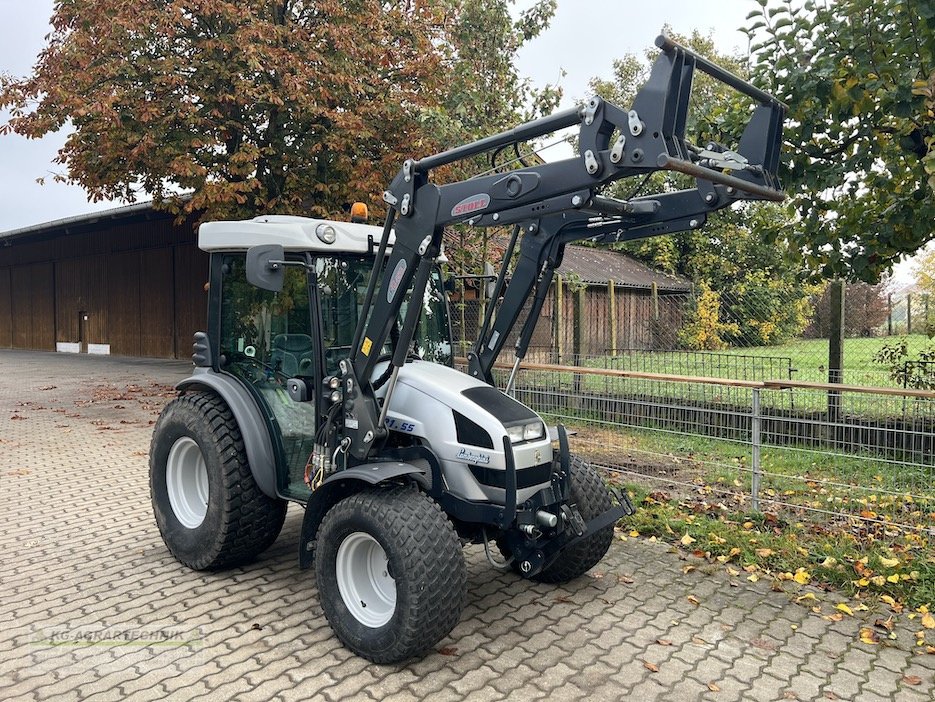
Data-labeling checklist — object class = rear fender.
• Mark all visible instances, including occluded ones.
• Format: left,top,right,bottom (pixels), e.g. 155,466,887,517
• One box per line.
176,368,279,499
298,462,427,569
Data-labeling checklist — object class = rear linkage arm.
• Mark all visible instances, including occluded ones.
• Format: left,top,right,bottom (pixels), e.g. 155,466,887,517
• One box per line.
338,35,786,461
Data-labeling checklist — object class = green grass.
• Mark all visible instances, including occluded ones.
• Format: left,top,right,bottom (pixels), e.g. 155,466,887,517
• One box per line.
586,334,935,387
562,419,935,608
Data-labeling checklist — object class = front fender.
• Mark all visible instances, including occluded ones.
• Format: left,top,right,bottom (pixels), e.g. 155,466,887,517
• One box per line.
176,368,279,499
298,462,427,569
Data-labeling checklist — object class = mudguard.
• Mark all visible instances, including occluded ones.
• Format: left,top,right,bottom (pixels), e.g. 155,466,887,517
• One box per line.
176,367,279,499
298,462,427,569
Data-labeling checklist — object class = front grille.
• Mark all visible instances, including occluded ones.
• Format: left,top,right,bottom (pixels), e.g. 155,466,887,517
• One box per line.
469,461,552,490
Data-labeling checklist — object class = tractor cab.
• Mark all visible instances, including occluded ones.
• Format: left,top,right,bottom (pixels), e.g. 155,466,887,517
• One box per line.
198,213,452,499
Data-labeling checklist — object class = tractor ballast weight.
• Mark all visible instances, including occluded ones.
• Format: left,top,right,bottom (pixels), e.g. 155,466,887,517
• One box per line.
151,35,786,664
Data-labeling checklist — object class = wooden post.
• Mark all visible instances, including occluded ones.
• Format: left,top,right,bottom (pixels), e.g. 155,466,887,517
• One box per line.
907,293,912,335
651,281,659,321
827,279,844,428
573,285,585,404
887,293,893,336
926,294,930,334
608,279,617,356
554,275,563,364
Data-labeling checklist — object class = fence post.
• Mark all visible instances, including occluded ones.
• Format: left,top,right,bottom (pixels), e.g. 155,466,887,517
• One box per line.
554,275,563,364
573,286,585,407
608,279,617,356
907,293,912,335
887,293,893,336
827,279,844,430
751,388,761,512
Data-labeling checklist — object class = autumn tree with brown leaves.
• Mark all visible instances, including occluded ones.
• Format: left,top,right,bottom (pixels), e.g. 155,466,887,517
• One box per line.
0,0,557,221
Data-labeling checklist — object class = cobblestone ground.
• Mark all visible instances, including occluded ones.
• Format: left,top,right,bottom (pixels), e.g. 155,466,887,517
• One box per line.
1,349,934,701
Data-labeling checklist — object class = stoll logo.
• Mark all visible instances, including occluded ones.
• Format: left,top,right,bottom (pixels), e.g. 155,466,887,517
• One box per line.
457,447,491,465
451,193,490,218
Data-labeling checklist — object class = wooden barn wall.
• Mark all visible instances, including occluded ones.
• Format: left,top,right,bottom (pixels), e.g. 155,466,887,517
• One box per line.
11,262,55,350
0,216,208,358
0,267,11,347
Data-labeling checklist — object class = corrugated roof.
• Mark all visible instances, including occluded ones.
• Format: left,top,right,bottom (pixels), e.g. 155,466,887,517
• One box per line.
559,245,691,291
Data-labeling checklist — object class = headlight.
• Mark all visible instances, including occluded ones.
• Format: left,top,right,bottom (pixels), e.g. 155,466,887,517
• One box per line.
316,223,336,244
507,421,544,444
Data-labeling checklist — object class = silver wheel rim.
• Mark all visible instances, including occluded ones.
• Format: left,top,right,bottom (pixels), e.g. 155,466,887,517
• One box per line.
335,532,396,628
166,437,209,529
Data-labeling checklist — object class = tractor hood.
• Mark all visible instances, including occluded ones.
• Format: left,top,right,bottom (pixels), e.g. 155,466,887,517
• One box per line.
373,361,552,503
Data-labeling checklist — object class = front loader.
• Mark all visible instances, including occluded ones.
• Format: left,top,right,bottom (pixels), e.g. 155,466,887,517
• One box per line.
149,36,786,663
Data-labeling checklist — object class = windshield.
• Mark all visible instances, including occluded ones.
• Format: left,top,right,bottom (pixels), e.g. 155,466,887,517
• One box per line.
316,255,452,374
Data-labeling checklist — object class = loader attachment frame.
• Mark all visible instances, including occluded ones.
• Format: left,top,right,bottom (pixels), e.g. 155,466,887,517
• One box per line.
335,34,786,461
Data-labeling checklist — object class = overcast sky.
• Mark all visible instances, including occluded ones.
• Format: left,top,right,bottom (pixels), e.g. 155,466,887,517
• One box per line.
1,1,755,232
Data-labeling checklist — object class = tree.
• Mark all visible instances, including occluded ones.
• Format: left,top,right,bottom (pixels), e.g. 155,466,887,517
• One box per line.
0,0,556,222
590,30,815,347
745,0,935,282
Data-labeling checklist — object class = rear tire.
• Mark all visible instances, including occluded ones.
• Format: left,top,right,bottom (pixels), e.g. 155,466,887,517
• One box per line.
150,391,287,570
315,487,466,663
534,456,615,583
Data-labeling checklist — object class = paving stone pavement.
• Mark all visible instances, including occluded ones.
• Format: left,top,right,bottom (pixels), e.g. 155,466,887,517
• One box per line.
1,349,934,701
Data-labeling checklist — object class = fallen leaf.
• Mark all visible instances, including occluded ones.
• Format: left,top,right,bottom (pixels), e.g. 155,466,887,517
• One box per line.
707,681,721,692
923,613,935,630
656,639,672,646
749,638,777,652
880,557,900,568
793,569,810,585
438,646,458,656
902,675,922,686
618,574,635,584
824,692,838,700
691,635,707,645
796,593,817,603
682,565,696,574
747,574,760,583
680,533,696,546
726,567,740,576
836,603,854,616
643,661,659,673
755,548,774,558
859,628,880,645
874,617,894,632
687,595,700,606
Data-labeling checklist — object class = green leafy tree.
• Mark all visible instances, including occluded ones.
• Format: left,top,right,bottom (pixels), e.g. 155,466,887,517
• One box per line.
0,0,556,222
744,0,935,282
590,30,814,347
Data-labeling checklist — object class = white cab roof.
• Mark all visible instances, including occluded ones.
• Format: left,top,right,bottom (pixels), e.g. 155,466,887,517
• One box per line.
198,215,393,253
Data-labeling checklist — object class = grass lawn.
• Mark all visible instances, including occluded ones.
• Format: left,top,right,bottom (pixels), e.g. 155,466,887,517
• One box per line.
585,334,935,388
557,416,935,610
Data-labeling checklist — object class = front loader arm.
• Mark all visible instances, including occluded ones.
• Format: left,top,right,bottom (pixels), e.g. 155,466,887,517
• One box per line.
337,35,786,461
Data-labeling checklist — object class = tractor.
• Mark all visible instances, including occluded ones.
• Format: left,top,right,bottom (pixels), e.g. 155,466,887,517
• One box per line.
150,36,786,663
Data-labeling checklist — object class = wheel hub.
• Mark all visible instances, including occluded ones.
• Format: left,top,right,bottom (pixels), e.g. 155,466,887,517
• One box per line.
335,532,396,628
166,436,209,529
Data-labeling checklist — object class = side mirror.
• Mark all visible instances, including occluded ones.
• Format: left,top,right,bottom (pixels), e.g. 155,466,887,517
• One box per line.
246,244,285,292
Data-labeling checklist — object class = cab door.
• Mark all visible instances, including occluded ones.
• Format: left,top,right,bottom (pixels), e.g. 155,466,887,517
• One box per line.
216,254,318,499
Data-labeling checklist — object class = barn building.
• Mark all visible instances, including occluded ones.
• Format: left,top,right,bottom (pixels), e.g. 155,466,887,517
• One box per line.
0,204,207,359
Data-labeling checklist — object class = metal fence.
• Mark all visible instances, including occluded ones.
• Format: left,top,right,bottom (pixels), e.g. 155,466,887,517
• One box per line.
450,277,935,391
498,361,935,532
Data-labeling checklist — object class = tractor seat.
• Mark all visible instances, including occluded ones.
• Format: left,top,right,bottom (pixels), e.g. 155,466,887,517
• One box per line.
271,333,314,377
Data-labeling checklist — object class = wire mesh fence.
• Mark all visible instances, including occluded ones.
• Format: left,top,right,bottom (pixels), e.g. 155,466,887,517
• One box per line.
449,274,935,391
498,362,935,533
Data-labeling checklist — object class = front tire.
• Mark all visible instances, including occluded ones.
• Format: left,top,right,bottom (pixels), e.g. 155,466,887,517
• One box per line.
315,487,466,663
535,456,615,583
150,391,287,570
